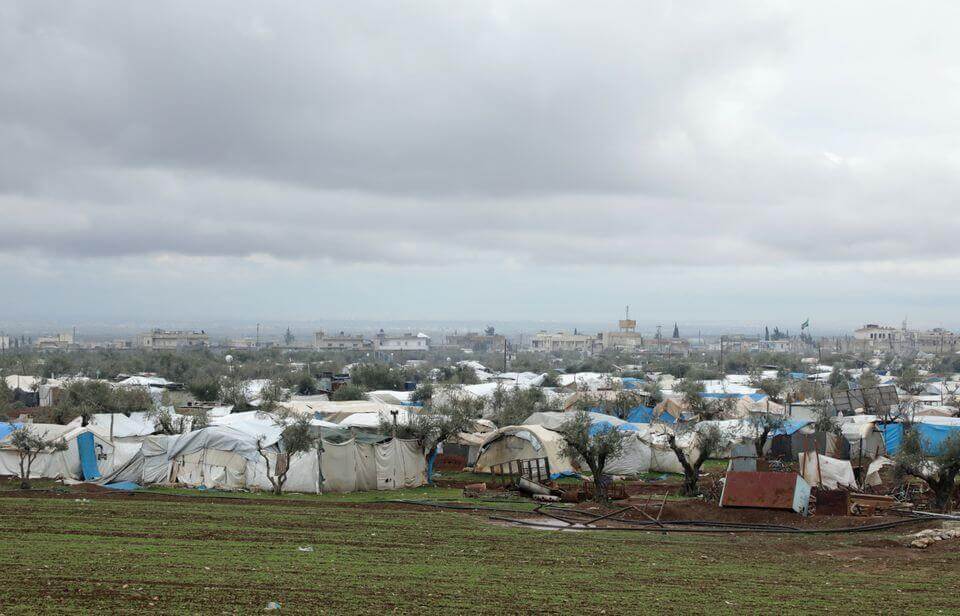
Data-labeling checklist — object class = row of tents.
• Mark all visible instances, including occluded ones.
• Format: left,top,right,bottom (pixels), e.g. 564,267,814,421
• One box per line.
0,410,427,494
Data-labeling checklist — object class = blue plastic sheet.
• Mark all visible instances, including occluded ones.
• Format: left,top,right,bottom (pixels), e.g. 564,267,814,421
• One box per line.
876,423,902,455
77,431,101,480
877,422,960,455
626,406,655,423
0,422,21,441
103,482,140,491
588,421,617,436
626,405,675,424
771,419,813,437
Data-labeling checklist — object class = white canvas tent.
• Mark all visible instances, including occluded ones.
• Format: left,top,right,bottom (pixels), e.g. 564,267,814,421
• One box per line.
0,421,121,480
100,423,426,494
474,424,575,476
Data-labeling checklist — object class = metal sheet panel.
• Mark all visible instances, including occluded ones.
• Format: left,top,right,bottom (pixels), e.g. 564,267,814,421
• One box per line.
720,471,809,514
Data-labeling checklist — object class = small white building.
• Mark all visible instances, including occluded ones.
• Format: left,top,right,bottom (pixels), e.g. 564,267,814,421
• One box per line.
374,331,429,353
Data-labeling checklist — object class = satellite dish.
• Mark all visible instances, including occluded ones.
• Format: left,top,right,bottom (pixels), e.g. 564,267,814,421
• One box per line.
225,355,234,364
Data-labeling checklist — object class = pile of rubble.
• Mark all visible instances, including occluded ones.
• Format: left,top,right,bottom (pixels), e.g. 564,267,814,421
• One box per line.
908,527,960,549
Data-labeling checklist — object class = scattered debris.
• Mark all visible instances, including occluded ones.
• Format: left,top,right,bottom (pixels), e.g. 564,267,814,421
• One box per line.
297,546,314,552
462,483,487,498
264,601,282,610
849,493,909,516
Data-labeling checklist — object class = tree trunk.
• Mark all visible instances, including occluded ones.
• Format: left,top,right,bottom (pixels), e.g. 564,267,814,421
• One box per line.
754,429,769,459
589,461,607,502
19,453,30,490
931,473,957,513
668,436,699,497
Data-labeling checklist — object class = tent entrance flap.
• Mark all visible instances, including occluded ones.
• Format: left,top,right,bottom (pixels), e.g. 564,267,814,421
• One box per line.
77,431,101,480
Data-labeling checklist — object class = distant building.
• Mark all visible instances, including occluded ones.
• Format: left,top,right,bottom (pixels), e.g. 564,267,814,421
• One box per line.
853,324,904,348
314,331,369,351
911,328,960,354
601,318,644,351
0,336,9,351
848,323,958,354
374,331,430,354
136,329,209,350
530,331,600,353
444,332,507,353
35,332,74,350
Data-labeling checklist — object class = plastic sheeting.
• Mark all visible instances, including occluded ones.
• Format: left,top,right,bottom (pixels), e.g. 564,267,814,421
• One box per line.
474,425,575,475
522,411,627,432
626,406,663,424
77,431,100,480
875,421,960,455
798,452,857,490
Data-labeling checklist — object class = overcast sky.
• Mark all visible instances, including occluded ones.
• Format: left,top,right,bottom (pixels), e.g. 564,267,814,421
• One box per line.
3,1,960,331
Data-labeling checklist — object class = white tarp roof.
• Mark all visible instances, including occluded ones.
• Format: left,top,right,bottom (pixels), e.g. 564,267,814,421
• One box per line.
4,375,40,391
117,376,173,388
338,410,420,429
210,411,284,445
366,390,413,405
523,411,628,432
167,425,275,462
89,413,157,438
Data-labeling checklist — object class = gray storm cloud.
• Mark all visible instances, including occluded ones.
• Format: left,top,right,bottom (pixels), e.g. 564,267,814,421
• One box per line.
2,0,960,271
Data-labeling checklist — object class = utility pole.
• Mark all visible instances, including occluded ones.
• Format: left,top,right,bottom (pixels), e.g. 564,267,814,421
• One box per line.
256,323,261,349
503,338,508,372
719,335,724,372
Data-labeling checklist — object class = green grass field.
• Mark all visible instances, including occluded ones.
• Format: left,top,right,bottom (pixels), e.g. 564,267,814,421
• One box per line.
1,488,959,614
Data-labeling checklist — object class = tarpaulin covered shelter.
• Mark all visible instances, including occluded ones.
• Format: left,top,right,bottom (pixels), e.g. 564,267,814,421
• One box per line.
875,417,960,456
0,420,120,480
798,452,857,490
100,421,426,494
474,424,575,477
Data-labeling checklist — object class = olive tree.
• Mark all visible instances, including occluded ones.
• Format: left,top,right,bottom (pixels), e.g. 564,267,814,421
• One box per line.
489,385,546,427
558,410,626,502
748,412,786,458
10,425,68,489
664,422,723,497
383,394,484,481
255,406,319,495
51,380,153,425
895,426,960,512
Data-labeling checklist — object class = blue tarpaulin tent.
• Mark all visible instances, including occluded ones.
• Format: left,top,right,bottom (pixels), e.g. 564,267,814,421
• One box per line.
626,405,674,424
771,419,813,437
77,431,101,480
877,422,960,456
627,406,656,423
